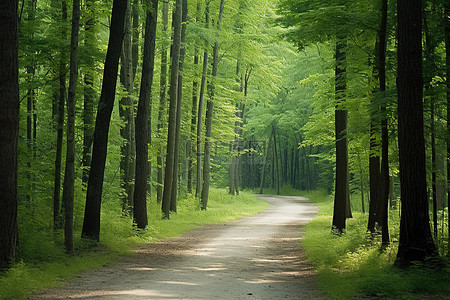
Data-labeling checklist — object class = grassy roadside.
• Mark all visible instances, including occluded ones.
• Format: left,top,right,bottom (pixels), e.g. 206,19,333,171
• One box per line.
0,189,268,299
298,190,450,299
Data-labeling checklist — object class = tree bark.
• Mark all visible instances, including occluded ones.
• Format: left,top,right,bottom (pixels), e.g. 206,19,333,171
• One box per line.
445,1,450,256
82,0,97,187
156,0,169,204
0,0,19,269
332,36,349,233
62,0,80,255
162,0,183,219
53,0,67,230
119,1,136,215
81,0,127,241
395,0,436,266
133,0,158,229
201,0,225,209
196,3,210,198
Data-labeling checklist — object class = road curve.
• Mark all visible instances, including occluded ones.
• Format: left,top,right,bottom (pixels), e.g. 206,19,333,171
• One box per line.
32,195,324,299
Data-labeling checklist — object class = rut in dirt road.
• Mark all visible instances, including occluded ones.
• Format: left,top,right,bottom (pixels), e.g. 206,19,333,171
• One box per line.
32,195,325,299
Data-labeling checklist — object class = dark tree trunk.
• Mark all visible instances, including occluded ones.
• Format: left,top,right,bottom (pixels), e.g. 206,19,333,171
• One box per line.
201,0,225,209
156,0,169,204
378,0,389,246
162,0,182,219
81,0,127,241
445,2,450,256
395,0,436,266
119,2,136,215
133,0,158,229
53,0,67,230
196,3,210,198
0,0,19,269
62,0,80,255
332,37,348,233
82,0,96,187
170,0,188,212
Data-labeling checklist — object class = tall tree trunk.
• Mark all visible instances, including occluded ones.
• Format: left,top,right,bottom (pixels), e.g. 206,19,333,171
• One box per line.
161,0,182,219
82,0,97,187
133,0,158,229
423,11,437,239
62,0,80,255
53,0,67,230
119,2,135,214
156,0,169,204
170,0,188,212
196,3,210,198
396,0,436,266
0,0,19,269
332,36,349,233
445,1,450,256
201,0,225,210
81,0,127,241
378,0,389,246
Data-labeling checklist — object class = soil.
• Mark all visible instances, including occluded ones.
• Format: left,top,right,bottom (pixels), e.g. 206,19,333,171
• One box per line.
31,195,325,299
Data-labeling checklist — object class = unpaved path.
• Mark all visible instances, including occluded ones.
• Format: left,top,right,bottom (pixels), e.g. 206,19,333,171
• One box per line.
32,195,324,299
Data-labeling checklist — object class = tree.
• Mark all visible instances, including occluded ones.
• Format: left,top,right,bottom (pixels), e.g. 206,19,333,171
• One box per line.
82,0,128,241
133,0,158,229
156,0,169,204
0,0,19,269
162,0,182,219
53,0,68,230
119,0,136,214
62,0,81,255
395,0,436,266
201,0,226,210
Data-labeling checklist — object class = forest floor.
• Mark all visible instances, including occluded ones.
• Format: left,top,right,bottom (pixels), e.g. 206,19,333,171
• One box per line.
30,195,325,299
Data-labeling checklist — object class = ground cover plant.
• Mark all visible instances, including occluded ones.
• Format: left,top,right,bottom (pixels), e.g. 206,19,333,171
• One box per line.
0,189,268,300
300,190,450,299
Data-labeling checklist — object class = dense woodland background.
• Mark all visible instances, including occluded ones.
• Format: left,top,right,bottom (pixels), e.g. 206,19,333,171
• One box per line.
1,0,450,295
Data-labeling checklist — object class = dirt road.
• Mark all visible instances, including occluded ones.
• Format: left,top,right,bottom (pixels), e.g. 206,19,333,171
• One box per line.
32,195,324,299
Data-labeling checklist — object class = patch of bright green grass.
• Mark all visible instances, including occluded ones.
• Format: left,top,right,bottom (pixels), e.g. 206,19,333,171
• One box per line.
299,190,450,299
0,188,268,299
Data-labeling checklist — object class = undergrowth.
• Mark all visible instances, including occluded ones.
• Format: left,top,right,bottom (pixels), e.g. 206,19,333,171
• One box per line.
0,188,268,300
298,190,450,299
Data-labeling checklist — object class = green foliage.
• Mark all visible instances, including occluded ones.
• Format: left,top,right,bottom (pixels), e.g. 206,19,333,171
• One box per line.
302,191,450,299
0,189,267,299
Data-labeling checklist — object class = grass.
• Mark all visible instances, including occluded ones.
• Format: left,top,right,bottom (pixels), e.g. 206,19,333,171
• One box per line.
297,190,450,299
0,188,268,300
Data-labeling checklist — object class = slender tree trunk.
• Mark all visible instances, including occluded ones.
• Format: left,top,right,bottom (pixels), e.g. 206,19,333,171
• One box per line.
133,0,158,229
82,0,97,187
396,0,436,266
162,0,182,219
53,0,67,230
332,36,348,233
62,0,80,255
0,0,19,269
81,0,127,241
119,1,135,214
156,0,169,204
445,2,450,256
201,0,225,210
196,4,210,198
379,0,389,246
170,0,188,212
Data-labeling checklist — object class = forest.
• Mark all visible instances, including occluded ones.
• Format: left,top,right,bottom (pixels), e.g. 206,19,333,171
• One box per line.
1,0,450,298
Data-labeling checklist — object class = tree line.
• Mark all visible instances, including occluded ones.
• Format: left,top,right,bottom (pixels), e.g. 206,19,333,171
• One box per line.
1,0,450,271
0,0,282,269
